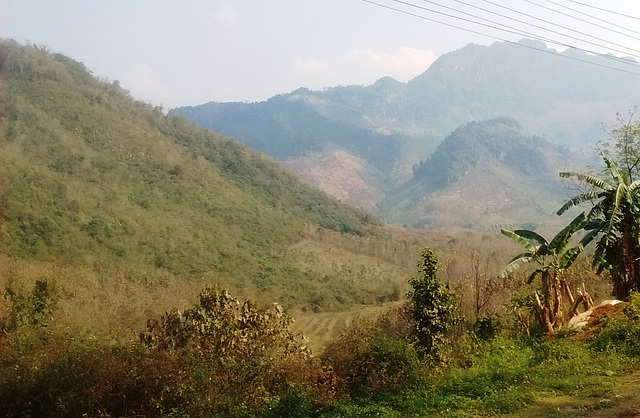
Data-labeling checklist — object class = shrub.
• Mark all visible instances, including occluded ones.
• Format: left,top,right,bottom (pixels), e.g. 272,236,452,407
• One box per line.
592,291,640,356
1,279,57,331
473,315,502,341
263,385,314,418
407,248,461,355
370,335,422,390
140,286,334,412
321,307,425,398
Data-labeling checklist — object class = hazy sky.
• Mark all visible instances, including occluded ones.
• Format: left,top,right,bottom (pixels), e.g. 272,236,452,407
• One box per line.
2,1,639,108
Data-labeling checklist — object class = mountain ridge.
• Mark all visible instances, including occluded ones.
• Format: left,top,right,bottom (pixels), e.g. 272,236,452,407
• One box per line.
171,39,628,228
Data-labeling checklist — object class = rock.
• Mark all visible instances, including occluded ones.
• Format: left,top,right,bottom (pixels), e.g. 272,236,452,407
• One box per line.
568,300,621,329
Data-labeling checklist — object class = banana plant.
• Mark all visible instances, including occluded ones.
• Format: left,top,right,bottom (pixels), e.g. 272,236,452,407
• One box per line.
501,212,586,333
558,153,640,299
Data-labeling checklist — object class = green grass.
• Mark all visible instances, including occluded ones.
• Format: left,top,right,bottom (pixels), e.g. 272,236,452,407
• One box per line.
314,334,639,417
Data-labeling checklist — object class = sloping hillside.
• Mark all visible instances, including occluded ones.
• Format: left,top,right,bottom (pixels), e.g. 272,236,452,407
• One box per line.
0,40,423,337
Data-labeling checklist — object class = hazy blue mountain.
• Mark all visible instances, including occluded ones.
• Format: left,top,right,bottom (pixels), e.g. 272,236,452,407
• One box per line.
172,87,411,176
170,39,640,229
403,39,640,142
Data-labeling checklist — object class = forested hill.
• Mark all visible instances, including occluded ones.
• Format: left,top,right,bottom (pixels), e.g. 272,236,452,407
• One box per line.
381,118,571,230
0,40,414,322
411,117,562,189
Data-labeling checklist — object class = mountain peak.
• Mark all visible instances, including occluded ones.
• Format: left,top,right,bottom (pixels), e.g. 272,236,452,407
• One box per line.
172,38,638,229
516,38,549,49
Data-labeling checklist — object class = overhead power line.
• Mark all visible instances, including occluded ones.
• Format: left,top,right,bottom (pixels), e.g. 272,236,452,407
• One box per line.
475,0,640,57
537,0,640,39
565,0,640,22
391,0,640,66
360,0,640,76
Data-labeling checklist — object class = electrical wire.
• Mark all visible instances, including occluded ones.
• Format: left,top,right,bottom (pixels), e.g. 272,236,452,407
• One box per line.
565,0,640,22
537,0,640,39
476,0,640,57
360,0,640,76
392,0,640,66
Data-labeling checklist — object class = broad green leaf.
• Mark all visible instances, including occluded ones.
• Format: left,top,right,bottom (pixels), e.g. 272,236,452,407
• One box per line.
603,153,627,187
548,212,585,254
512,229,548,246
558,171,613,191
559,245,583,269
500,253,533,278
501,229,533,251
557,191,601,215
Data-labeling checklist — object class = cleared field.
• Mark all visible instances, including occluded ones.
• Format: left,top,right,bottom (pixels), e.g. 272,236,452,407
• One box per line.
290,303,395,354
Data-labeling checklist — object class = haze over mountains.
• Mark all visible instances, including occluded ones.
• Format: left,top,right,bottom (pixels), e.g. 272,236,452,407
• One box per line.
172,39,640,230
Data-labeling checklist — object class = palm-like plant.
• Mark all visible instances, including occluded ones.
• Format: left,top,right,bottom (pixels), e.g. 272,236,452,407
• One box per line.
558,153,640,299
501,212,585,333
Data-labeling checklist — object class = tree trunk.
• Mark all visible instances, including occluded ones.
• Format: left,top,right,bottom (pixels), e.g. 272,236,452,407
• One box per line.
569,284,593,319
534,290,554,334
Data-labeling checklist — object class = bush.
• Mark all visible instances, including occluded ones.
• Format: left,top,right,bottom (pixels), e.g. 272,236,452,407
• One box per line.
321,307,425,398
592,292,640,356
473,316,502,341
264,385,314,418
370,335,423,390
140,286,334,412
0,336,191,417
2,279,56,331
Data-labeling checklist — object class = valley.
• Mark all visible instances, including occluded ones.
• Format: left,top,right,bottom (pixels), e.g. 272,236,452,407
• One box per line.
3,38,640,417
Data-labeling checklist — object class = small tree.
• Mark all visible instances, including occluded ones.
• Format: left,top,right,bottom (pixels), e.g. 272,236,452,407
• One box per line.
597,111,640,182
407,247,460,355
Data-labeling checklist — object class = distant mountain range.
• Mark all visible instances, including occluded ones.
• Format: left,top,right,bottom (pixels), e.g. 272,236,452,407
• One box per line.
171,39,640,230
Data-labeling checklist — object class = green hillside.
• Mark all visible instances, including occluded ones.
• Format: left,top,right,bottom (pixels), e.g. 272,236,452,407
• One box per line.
410,117,562,188
0,40,421,337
